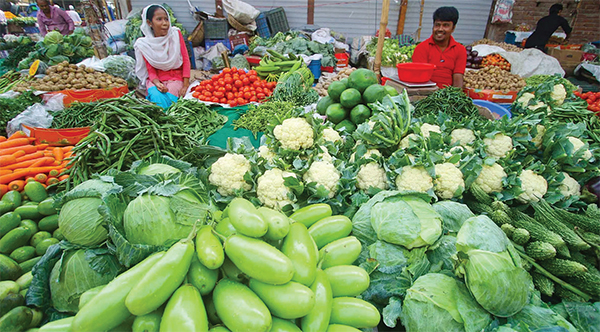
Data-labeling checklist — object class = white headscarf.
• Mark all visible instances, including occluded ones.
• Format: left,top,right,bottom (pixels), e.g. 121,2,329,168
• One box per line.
134,4,183,87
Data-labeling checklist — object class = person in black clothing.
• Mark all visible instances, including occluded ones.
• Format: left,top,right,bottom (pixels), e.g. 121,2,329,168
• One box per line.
524,3,572,52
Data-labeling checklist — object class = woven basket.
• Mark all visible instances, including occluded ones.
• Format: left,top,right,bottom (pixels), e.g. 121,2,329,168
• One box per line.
188,21,205,47
227,15,253,33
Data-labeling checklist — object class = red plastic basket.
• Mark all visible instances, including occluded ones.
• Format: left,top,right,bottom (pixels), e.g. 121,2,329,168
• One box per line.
23,125,90,146
396,63,436,83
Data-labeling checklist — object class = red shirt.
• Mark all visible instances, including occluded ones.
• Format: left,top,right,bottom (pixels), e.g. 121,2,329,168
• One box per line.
412,35,466,88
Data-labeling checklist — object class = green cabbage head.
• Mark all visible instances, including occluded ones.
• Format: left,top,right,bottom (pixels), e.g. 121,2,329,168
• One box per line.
58,197,108,246
50,250,119,313
44,30,64,45
456,215,533,317
401,273,491,332
137,163,181,176
123,189,204,245
370,194,442,249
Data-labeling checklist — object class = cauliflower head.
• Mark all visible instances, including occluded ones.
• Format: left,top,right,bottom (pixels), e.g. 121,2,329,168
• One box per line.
349,149,382,163
517,170,548,203
518,92,535,107
420,123,441,138
558,172,580,197
434,163,465,199
528,101,549,112
395,165,433,193
274,118,314,150
322,128,342,143
303,161,340,198
567,136,593,160
551,84,566,105
400,134,419,149
531,125,546,149
450,128,476,146
257,168,297,209
357,162,388,191
318,146,334,163
209,153,252,196
258,145,276,162
474,163,506,193
484,133,513,159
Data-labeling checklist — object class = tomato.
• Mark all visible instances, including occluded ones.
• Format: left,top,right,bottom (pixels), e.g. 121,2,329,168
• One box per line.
203,91,212,97
257,93,266,100
225,234,294,285
213,91,224,98
205,84,214,92
226,92,234,100
248,70,257,76
243,86,250,92
225,84,233,91
249,279,315,319
281,222,318,286
244,92,252,99
242,78,250,85
237,97,246,105
125,241,195,316
228,100,238,107
250,96,257,102
224,76,233,84
267,82,276,89
223,68,231,74
249,75,258,82
234,80,243,88
256,87,263,93
212,97,219,103
233,74,240,80
252,80,261,88
211,75,219,81
238,68,245,75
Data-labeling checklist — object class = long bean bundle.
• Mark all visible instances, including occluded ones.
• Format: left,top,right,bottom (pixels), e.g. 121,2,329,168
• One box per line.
166,99,227,140
51,101,100,128
64,95,203,187
413,87,479,119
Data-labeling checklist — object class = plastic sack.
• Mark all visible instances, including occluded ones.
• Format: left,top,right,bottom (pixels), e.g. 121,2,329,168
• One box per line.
312,28,335,45
101,55,139,88
222,0,259,25
7,94,64,137
77,56,105,72
492,0,515,24
104,19,127,42
146,86,178,109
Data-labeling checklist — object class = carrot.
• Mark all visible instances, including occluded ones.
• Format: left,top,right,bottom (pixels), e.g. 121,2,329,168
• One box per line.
53,147,64,163
46,177,59,186
15,151,44,163
8,180,25,191
7,131,28,140
0,184,8,197
0,138,30,149
43,151,54,157
5,158,47,170
0,136,6,142
34,173,48,183
0,170,28,184
0,170,12,176
49,169,60,177
0,155,17,167
12,150,26,159
58,174,69,181
36,144,49,150
0,145,37,156
31,157,54,167
26,177,36,183
11,167,60,177
62,146,74,153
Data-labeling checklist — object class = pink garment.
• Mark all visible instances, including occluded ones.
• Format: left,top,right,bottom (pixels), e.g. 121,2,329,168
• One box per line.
146,79,184,97
143,30,190,83
37,6,74,36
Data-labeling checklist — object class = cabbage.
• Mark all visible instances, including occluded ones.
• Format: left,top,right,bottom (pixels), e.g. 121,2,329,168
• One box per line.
58,197,108,246
455,215,533,317
44,31,64,45
137,163,181,176
370,194,442,249
49,249,120,313
401,273,491,332
123,189,204,246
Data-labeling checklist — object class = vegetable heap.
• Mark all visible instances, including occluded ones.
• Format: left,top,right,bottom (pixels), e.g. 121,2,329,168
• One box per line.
574,91,600,114
366,38,416,66
233,101,297,136
249,32,337,67
314,67,356,97
0,92,42,137
482,53,512,71
464,66,526,91
465,45,483,69
17,28,94,70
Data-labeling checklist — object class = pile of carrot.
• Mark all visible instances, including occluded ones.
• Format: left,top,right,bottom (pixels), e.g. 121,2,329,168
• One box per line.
0,131,73,198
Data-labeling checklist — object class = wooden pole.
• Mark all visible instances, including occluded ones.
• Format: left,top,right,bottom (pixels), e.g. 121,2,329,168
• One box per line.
374,0,390,80
307,0,315,25
215,0,224,18
416,0,425,41
396,0,408,35
83,0,108,59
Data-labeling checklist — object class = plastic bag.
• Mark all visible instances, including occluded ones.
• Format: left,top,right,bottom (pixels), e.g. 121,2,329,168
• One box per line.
312,28,335,44
7,94,64,137
222,0,259,25
77,56,105,72
492,0,515,24
146,86,178,109
101,55,139,88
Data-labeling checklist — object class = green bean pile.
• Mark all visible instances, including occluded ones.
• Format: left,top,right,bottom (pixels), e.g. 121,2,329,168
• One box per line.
413,87,479,120
65,95,203,187
51,101,100,129
166,99,227,141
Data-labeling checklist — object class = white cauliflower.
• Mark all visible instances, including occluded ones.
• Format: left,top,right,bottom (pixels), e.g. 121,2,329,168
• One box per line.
484,133,513,159
567,136,593,160
450,128,476,147
474,163,506,193
258,145,276,162
303,161,340,198
517,170,548,203
349,149,382,163
400,134,419,149
420,123,441,138
395,166,433,193
434,163,465,199
322,128,342,143
558,172,581,197
273,118,314,150
531,125,546,149
209,153,252,196
318,146,334,163
528,101,549,112
551,84,566,105
357,162,388,191
517,92,535,107
257,169,298,209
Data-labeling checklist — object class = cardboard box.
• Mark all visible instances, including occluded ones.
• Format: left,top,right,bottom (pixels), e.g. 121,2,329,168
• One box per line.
547,48,584,64
464,88,518,104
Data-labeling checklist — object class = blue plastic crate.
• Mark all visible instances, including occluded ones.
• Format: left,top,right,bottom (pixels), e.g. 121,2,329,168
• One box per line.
256,13,270,38
308,59,321,80
205,38,232,51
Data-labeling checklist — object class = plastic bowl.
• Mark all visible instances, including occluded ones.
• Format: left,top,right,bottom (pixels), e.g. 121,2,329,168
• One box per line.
396,62,436,83
472,100,512,120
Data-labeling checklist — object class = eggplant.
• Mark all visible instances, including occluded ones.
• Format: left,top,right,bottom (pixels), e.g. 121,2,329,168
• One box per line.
474,56,483,64
471,50,478,57
467,55,473,61
466,46,472,52
466,61,472,68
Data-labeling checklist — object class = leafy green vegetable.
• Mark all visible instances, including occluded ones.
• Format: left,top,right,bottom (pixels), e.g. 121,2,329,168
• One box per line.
551,301,600,332
44,31,64,45
414,87,479,120
233,101,297,137
366,38,415,66
0,91,42,136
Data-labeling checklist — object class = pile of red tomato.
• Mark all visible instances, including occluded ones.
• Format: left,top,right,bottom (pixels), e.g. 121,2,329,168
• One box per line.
574,91,600,114
191,67,277,107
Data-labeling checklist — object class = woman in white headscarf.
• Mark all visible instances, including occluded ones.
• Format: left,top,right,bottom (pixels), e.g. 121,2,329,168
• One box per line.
134,4,190,97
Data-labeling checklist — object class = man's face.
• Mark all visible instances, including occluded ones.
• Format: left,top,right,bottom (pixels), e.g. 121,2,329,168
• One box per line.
432,20,455,43
37,0,50,14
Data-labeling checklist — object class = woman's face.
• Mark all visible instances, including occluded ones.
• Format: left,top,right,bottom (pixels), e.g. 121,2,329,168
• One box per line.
148,8,169,37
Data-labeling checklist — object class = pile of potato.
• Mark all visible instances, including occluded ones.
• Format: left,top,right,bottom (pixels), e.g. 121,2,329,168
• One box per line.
13,61,127,92
314,67,356,96
463,66,526,92
471,39,523,53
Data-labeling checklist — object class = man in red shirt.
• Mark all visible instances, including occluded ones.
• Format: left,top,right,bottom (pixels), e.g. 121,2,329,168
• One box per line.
412,7,466,88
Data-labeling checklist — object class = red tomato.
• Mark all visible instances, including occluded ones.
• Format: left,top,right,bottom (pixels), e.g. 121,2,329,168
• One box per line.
256,87,263,93
203,91,212,97
224,77,233,84
237,97,246,105
238,69,246,75
214,91,224,98
248,70,257,76
249,75,258,83
225,84,233,91
212,97,219,103
242,78,250,85
252,81,261,88
205,84,214,92
192,91,200,98
228,100,238,107
257,93,266,100
234,80,243,88
244,92,252,99
226,92,234,100
223,68,231,74
249,96,257,102
211,75,219,81
220,98,227,104
267,82,276,89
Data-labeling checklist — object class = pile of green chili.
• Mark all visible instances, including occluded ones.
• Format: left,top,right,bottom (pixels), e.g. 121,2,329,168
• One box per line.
51,101,100,129
413,87,479,119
